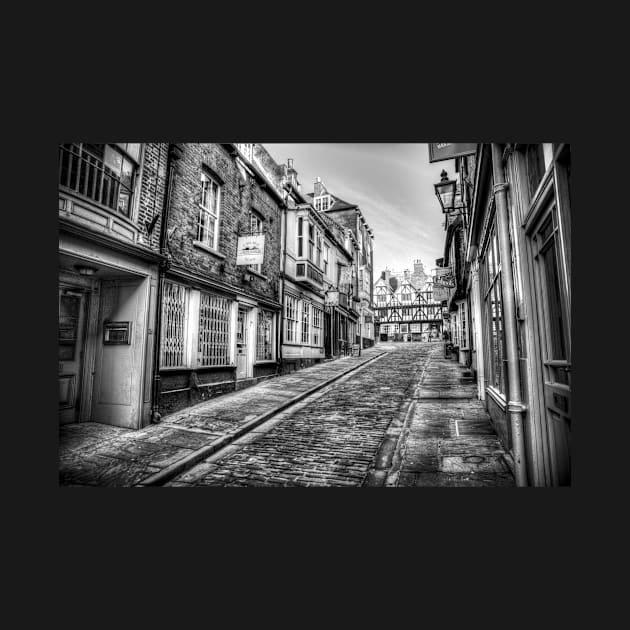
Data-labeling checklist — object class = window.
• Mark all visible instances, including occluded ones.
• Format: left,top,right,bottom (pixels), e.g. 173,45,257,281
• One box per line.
316,233,322,268
459,302,468,350
312,306,323,346
256,310,275,361
308,223,315,261
285,295,298,343
302,302,311,344
297,217,304,257
402,293,411,302
198,172,221,250
481,224,507,394
161,283,236,369
58,143,140,218
197,292,231,366
161,282,188,368
323,244,330,277
377,294,386,304
249,211,264,273
525,144,546,200
59,293,81,361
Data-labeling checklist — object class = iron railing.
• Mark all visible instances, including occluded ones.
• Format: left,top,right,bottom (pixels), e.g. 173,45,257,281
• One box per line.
58,144,133,218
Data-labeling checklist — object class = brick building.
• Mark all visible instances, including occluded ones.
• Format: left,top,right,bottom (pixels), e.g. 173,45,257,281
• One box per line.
156,143,284,416
58,143,169,429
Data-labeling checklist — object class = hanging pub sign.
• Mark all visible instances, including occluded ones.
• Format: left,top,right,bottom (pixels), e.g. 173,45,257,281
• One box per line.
236,234,265,266
428,143,477,163
433,284,452,302
339,265,353,287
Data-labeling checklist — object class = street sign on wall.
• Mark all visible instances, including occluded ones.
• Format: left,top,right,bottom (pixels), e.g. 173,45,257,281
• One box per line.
428,143,478,163
236,234,265,266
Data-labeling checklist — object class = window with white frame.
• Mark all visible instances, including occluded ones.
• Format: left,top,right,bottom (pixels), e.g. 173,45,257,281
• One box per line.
161,281,188,368
323,243,330,277
285,294,298,343
459,302,468,350
297,217,304,257
316,233,322,268
161,282,234,369
256,310,275,361
312,306,323,346
301,302,311,344
249,210,264,273
59,143,141,218
198,172,221,250
308,223,315,261
411,324,422,333
198,292,231,366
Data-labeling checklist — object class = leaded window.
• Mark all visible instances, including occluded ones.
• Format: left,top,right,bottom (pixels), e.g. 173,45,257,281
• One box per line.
161,282,188,368
197,292,231,366
256,310,274,361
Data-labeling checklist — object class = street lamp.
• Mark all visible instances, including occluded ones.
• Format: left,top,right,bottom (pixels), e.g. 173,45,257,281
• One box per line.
434,170,457,213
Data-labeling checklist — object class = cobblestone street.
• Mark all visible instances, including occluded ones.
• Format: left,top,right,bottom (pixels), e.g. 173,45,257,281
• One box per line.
166,342,513,487
59,342,514,487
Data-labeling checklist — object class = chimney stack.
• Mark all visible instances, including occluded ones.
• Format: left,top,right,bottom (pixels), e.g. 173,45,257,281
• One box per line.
314,176,323,197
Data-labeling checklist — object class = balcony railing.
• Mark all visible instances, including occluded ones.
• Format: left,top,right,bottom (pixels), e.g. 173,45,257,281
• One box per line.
58,144,133,218
295,259,324,289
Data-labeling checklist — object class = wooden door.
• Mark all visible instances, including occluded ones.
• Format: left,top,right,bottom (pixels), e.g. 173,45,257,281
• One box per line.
236,308,250,379
532,202,571,485
59,287,87,424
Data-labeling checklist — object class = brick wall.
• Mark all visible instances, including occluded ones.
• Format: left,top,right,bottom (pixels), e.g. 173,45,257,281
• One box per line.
166,143,282,301
137,143,169,251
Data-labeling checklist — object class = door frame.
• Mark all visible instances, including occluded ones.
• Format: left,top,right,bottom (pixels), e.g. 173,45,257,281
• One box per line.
236,304,255,380
522,149,571,486
59,273,100,424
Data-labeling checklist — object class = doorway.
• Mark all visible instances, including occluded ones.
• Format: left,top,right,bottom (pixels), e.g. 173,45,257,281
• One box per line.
236,307,252,379
531,202,571,485
59,285,88,424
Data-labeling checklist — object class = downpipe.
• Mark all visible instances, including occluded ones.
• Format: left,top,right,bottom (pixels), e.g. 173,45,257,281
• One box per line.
491,143,528,486
151,145,177,424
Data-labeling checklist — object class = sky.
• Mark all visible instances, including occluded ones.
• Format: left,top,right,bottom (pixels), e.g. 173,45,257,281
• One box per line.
264,143,458,279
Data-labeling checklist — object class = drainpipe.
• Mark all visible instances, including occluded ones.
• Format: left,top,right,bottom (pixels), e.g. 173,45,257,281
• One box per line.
277,190,289,373
490,143,528,486
151,143,178,423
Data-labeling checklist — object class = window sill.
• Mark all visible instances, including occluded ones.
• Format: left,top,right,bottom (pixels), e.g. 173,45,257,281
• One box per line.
193,241,226,259
160,364,236,372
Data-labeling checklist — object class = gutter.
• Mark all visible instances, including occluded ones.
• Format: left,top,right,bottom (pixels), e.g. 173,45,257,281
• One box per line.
151,143,179,424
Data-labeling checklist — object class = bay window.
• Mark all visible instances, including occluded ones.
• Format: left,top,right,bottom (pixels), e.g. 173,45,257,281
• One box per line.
58,143,141,218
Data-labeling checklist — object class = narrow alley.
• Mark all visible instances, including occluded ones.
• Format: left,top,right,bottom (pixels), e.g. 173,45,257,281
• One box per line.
59,343,513,487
